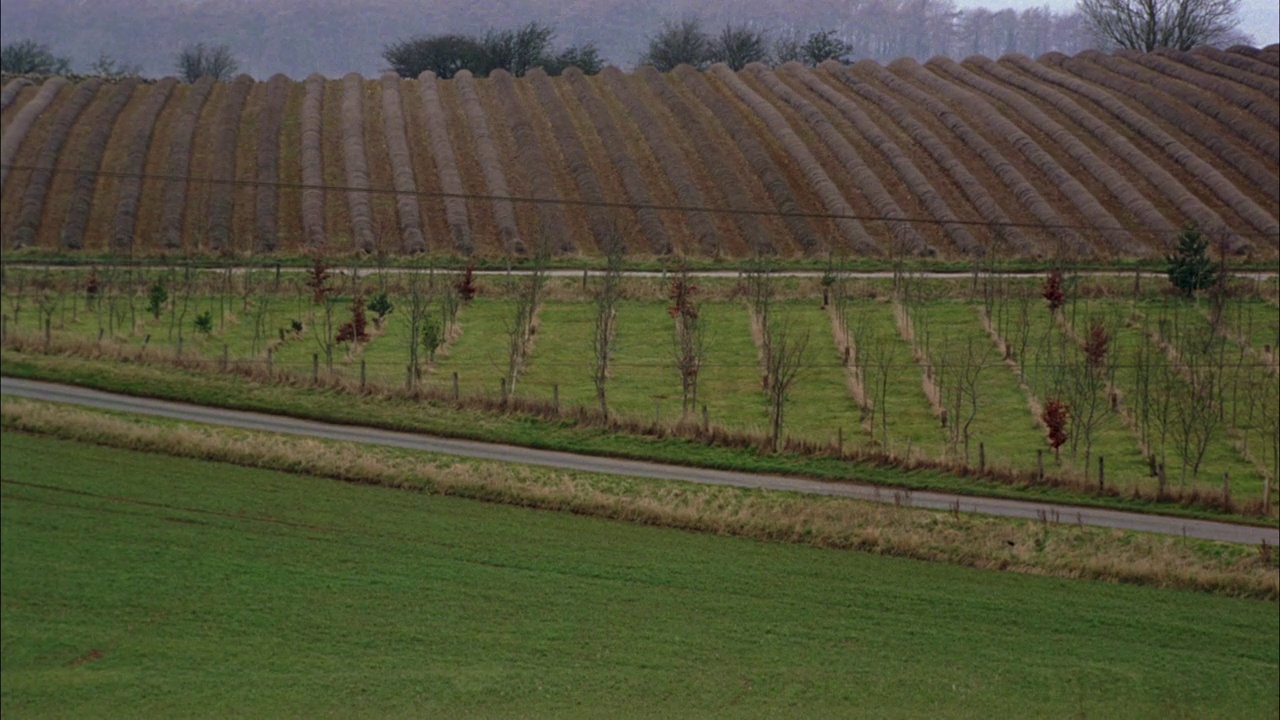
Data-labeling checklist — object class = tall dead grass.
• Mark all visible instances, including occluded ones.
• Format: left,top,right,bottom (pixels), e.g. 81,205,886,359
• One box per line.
2,396,1274,600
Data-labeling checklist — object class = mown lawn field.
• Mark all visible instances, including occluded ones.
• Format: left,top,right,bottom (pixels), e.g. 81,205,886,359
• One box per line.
2,432,1277,716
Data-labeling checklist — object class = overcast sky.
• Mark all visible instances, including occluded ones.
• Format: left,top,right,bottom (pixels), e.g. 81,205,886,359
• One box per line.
973,0,1278,46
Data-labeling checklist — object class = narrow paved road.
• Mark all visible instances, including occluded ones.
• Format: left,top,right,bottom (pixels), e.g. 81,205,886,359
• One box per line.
3,377,1276,545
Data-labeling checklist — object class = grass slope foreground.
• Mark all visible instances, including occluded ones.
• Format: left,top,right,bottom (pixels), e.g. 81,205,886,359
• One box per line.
2,432,1278,716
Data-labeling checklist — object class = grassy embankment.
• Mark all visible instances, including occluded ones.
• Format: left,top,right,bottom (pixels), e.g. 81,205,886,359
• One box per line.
2,429,1277,716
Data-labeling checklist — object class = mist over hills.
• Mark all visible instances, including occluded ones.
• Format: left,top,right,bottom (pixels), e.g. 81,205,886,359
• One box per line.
2,0,1100,79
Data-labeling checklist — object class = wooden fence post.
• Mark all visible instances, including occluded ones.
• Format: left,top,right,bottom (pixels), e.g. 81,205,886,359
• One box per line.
1037,449,1044,482
979,442,986,473
500,377,507,403
837,426,843,456
360,359,366,391
312,353,319,383
44,318,51,348
452,372,460,401
221,344,229,371
1098,455,1104,491
553,384,559,413
702,404,710,433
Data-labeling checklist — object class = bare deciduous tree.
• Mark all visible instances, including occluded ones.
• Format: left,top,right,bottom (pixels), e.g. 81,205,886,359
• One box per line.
591,246,624,419
669,261,705,415
710,24,768,70
1078,0,1245,51
642,18,711,71
505,243,548,399
175,42,239,83
764,316,810,453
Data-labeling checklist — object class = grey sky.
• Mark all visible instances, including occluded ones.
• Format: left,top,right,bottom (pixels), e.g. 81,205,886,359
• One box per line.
968,0,1279,45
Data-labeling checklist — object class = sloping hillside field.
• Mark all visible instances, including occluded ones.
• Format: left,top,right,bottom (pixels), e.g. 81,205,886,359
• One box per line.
1,46,1278,261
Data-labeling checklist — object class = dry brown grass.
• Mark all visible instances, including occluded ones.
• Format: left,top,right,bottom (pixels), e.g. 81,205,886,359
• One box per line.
3,395,1275,600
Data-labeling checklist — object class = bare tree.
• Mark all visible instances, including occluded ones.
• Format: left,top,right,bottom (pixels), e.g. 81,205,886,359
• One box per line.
1078,0,1245,51
88,52,142,78
642,18,712,71
669,261,706,415
591,246,624,419
950,337,985,464
175,43,239,83
764,316,810,453
710,24,768,71
1,39,71,75
505,243,548,399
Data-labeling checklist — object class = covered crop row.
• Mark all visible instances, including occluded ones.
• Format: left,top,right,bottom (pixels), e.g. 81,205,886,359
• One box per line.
0,77,66,189
565,69,671,255
111,78,176,250
455,70,521,254
640,66,774,255
900,58,1136,256
1035,53,1279,243
851,62,1087,256
977,56,1235,246
1197,46,1280,82
816,63,1029,254
780,64,979,255
929,57,1162,255
158,77,215,249
743,62,924,256
0,78,32,112
12,79,102,249
417,71,472,253
1054,53,1278,200
1105,50,1277,156
340,73,374,253
206,75,253,253
253,74,289,252
679,66,822,255
528,68,618,254
600,68,718,256
492,69,573,254
60,78,138,250
1168,48,1279,96
299,74,326,249
1124,50,1279,128
378,73,426,253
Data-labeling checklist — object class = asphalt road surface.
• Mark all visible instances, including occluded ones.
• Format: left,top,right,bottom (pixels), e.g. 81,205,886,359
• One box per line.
2,377,1276,546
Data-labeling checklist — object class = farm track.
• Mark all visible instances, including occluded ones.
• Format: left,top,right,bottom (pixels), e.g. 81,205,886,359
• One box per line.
1,47,1278,261
2,376,1275,545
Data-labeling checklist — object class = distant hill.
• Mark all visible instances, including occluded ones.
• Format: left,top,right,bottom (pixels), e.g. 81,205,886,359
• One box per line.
1,47,1277,261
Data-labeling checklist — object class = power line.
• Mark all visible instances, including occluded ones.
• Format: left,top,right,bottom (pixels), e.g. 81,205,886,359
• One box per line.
4,162,1278,241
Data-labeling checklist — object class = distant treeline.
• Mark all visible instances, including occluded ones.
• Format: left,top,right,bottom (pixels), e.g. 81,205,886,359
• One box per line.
2,0,1092,78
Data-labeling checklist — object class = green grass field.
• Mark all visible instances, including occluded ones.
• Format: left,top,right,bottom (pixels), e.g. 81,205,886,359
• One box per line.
2,431,1277,716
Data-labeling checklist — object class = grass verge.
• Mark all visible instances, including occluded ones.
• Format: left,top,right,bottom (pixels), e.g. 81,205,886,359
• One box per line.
2,397,1276,600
